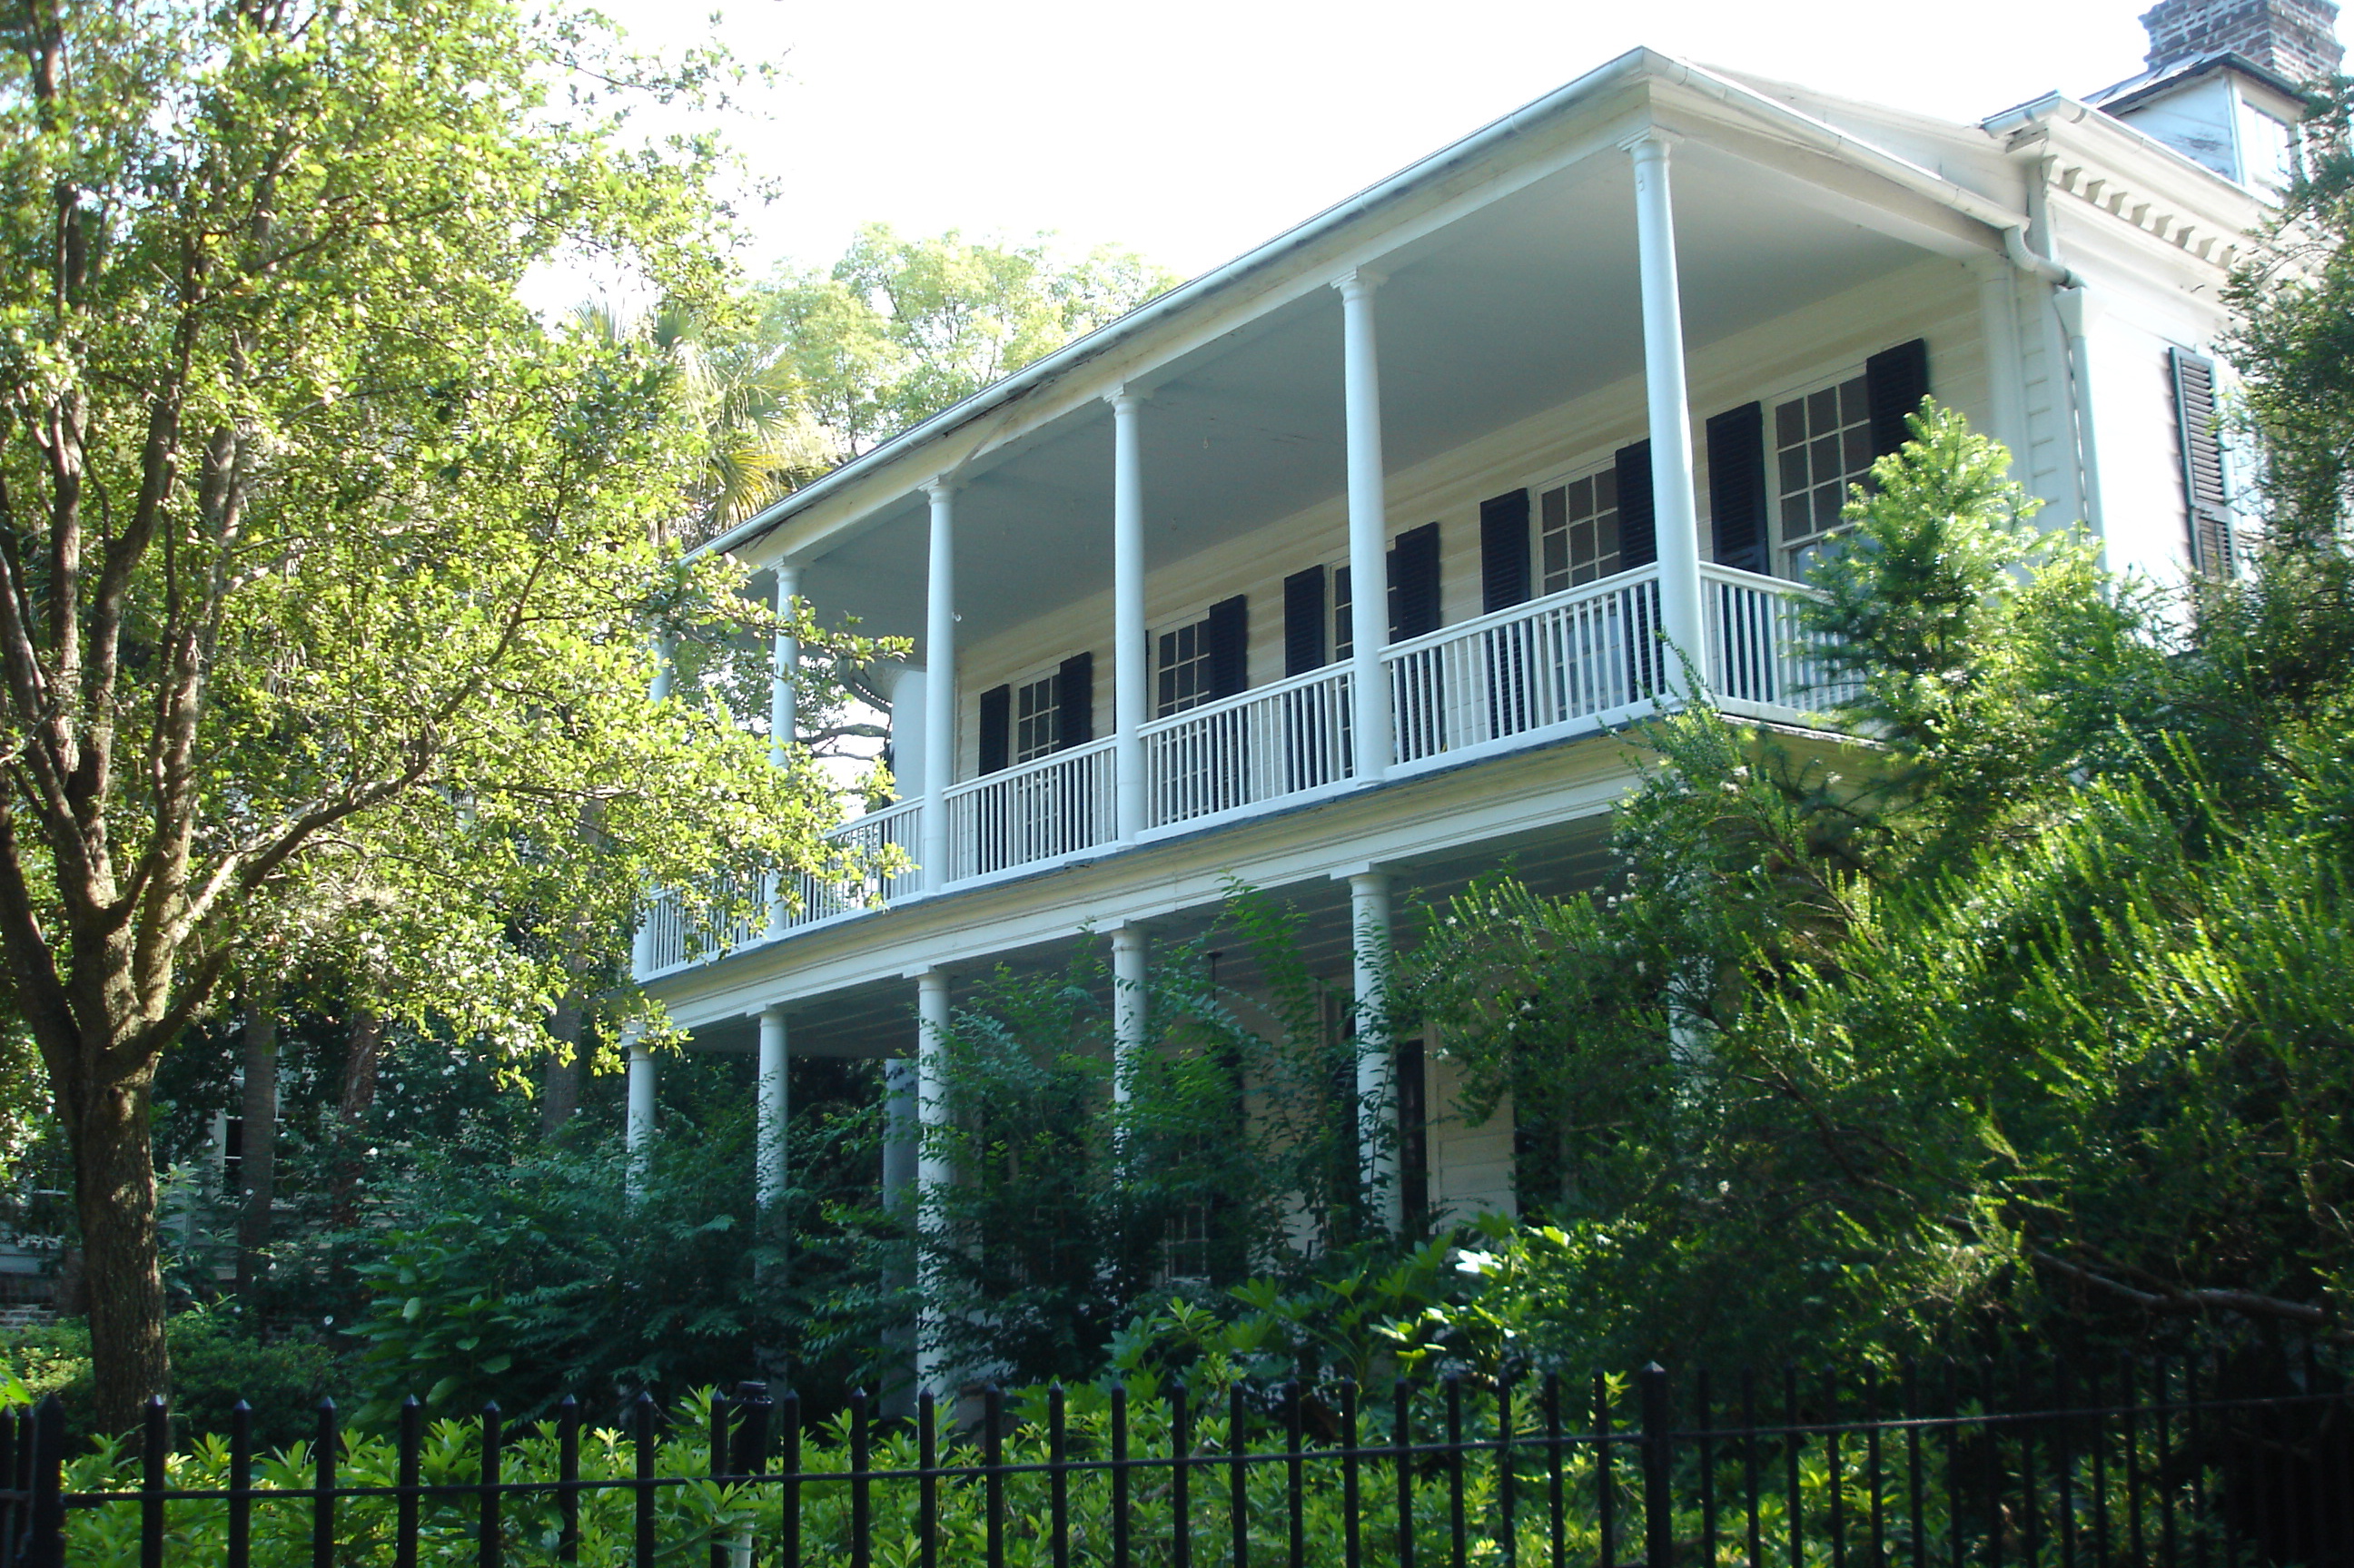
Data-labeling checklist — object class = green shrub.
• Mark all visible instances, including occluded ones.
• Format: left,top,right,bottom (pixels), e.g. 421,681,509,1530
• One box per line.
0,1310,343,1449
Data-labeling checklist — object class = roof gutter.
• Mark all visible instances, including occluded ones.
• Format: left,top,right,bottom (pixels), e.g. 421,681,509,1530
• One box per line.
698,48,1661,563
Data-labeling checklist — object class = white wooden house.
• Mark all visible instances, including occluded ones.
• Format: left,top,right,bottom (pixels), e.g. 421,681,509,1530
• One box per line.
625,0,2335,1357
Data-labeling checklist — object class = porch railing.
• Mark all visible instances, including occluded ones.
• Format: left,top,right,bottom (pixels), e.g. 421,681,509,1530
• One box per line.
944,736,1118,881
1142,665,1356,830
1384,567,1664,768
787,798,925,928
1699,562,1849,713
640,567,1854,975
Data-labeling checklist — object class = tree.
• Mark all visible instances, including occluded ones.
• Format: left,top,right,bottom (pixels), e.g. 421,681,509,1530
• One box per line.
757,225,1182,461
0,0,835,1425
1406,405,2354,1371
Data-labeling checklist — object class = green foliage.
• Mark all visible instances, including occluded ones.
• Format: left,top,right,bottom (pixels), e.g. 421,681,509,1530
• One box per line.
1403,401,2354,1372
918,899,1385,1388
756,225,1181,459
336,1094,879,1425
2228,74,2354,546
0,1310,339,1452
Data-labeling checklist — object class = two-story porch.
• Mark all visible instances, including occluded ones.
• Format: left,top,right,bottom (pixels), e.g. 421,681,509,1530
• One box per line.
619,44,2247,1339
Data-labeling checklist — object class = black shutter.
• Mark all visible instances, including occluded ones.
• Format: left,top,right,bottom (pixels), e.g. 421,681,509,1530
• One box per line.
976,684,1011,774
2170,347,2234,578
1388,521,1442,640
1206,595,1249,697
1864,338,1931,459
1616,440,1657,569
1479,489,1532,612
1055,652,1093,746
1283,567,1328,676
1706,403,1768,574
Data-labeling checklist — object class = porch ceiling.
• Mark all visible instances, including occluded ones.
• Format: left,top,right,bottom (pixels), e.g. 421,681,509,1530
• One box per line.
798,135,1930,650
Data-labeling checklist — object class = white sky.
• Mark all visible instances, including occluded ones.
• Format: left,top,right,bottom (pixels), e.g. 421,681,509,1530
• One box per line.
598,0,2159,282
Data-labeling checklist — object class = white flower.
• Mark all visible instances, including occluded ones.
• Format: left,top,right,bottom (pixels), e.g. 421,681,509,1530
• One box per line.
1454,1250,1499,1275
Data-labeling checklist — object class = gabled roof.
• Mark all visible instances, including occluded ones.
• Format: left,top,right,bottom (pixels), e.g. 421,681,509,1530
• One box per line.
2085,47,2310,113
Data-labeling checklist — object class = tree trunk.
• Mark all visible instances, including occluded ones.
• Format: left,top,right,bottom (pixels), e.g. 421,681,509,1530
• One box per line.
234,998,279,1297
541,981,584,1135
71,1071,169,1431
330,1007,381,1227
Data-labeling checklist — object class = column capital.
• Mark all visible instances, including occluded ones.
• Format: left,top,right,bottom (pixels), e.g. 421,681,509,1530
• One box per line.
757,1001,791,1023
922,477,958,503
1617,124,1684,157
1330,266,1388,300
1104,384,1153,411
1332,862,1397,885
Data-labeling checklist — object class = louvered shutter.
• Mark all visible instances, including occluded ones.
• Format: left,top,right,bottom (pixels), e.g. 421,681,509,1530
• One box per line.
1865,338,1931,459
1056,652,1094,746
977,684,1012,774
1206,595,1250,697
1283,567,1328,676
1479,489,1532,612
2170,347,2235,578
1615,441,1657,569
1706,403,1768,574
1388,522,1442,639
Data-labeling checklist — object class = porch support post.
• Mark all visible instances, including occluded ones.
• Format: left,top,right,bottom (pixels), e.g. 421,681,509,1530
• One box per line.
1346,869,1400,1235
767,566,803,937
919,483,957,891
1111,391,1149,841
1969,256,2029,472
915,967,954,1396
757,1005,789,1214
625,1029,656,1198
1111,923,1149,1109
649,634,676,705
1335,271,1393,779
1623,129,1706,690
881,1055,920,1418
769,566,802,766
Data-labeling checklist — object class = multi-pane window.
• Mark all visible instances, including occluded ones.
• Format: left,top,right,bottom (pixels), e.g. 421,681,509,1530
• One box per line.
1538,467,1621,592
1156,617,1215,718
1775,374,1874,575
1014,672,1061,763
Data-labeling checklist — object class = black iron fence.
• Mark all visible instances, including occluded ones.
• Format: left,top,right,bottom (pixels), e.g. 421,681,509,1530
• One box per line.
1,1354,2348,1566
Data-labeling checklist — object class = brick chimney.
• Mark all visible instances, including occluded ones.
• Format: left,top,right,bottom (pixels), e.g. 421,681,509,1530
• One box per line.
2141,0,2345,82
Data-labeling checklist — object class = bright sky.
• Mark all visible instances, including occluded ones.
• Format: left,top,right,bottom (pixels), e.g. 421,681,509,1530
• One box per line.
598,0,2160,282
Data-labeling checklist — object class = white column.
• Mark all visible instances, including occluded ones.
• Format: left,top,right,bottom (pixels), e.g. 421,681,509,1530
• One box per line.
915,968,954,1395
769,566,802,766
649,635,676,705
1970,256,2028,474
1623,130,1706,690
1111,392,1149,841
756,1005,789,1213
633,637,679,979
1347,870,1400,1234
919,484,956,892
1335,271,1392,780
767,567,803,938
1111,923,1149,1109
880,1053,920,1419
2054,287,2108,542
625,1030,657,1197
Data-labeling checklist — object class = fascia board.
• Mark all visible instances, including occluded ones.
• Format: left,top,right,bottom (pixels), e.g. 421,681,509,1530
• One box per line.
2004,97,2270,234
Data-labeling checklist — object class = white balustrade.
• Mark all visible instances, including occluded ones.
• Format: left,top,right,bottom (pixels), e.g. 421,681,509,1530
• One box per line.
1699,564,1850,714
1383,567,1664,767
1142,665,1355,829
944,736,1118,881
636,800,924,977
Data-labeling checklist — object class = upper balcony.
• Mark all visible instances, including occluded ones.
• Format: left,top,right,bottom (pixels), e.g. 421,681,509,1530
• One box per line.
632,50,2155,985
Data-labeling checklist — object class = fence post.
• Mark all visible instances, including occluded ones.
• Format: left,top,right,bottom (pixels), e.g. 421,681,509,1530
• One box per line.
1638,1364,1673,1568
21,1395,63,1568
